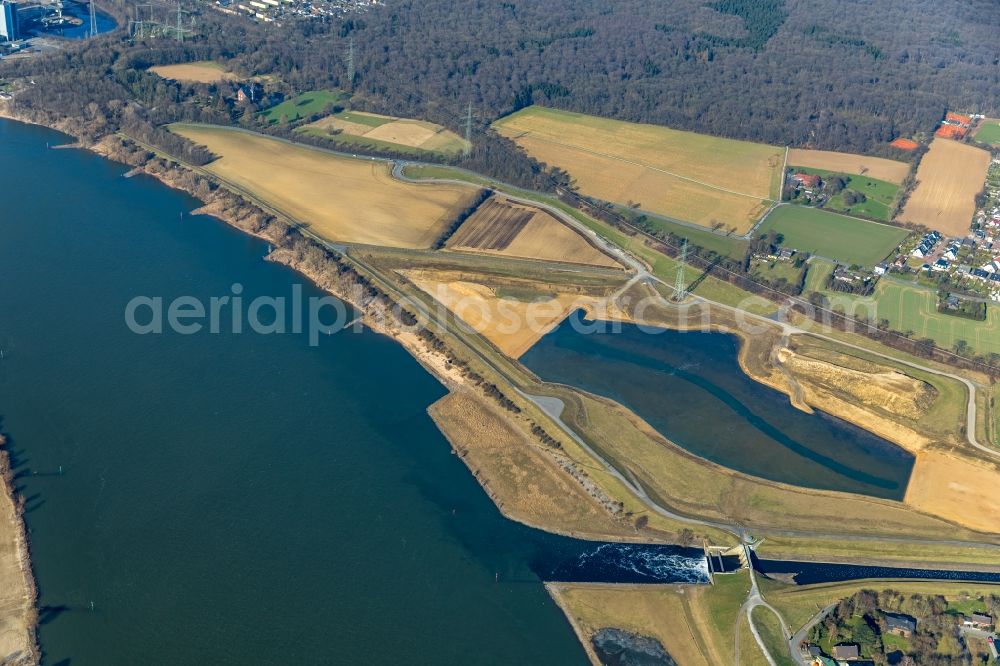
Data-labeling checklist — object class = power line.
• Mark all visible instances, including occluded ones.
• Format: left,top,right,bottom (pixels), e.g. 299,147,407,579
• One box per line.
346,36,354,91
672,238,687,301
464,101,473,158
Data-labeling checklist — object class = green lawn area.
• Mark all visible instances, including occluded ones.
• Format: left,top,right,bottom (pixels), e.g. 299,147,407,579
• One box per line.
756,205,910,266
790,166,900,221
881,632,910,654
803,258,835,293
975,119,1000,147
753,258,805,285
946,597,989,616
817,279,1000,356
298,110,469,156
704,572,753,645
260,90,348,124
333,110,391,128
616,205,748,258
751,606,794,666
870,280,1000,355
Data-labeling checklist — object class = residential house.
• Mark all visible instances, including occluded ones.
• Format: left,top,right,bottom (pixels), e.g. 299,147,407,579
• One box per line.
793,173,822,189
873,263,888,276
963,612,994,628
932,258,950,271
236,83,263,104
884,612,917,637
832,643,860,660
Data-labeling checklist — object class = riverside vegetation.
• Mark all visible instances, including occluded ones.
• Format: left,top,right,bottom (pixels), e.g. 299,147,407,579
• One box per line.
4,3,1000,663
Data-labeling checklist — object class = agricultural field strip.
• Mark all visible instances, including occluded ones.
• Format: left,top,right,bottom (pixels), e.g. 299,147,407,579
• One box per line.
513,131,776,202
448,200,532,249
136,130,1000,551
394,164,994,441
764,201,908,232
395,163,998,461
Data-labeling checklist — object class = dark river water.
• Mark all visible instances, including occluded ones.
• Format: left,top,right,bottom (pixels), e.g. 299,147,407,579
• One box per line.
2,118,991,665
521,312,915,499
0,119,717,665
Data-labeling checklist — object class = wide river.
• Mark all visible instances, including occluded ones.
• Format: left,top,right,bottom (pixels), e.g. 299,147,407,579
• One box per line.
1,118,972,665
0,119,718,664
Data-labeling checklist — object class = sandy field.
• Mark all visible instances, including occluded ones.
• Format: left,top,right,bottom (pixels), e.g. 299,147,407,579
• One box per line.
148,62,236,84
898,139,991,235
549,574,751,666
905,450,1000,533
494,106,782,232
771,347,936,453
429,391,635,539
171,125,479,248
447,196,622,268
0,439,35,664
302,112,469,154
407,275,592,357
787,148,910,184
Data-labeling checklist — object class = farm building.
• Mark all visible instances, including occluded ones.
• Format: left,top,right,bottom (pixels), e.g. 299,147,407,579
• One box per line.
964,612,994,628
832,643,860,660
936,124,968,140
792,172,821,188
884,612,917,637
946,111,973,126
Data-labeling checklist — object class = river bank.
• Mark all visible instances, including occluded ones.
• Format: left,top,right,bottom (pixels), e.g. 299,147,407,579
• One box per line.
3,107,996,559
0,435,39,665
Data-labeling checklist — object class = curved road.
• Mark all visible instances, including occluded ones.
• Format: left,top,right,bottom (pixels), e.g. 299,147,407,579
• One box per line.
393,160,996,460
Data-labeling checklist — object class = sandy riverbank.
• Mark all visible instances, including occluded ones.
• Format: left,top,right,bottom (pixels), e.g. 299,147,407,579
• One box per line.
5,108,998,556
0,436,39,665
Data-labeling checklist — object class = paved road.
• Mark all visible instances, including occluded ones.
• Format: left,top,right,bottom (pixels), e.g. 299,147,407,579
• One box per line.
138,127,1000,558
739,544,792,666
396,159,996,461
788,603,837,666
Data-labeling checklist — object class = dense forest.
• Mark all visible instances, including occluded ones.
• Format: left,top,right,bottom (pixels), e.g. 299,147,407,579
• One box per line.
4,0,1000,371
5,0,1000,156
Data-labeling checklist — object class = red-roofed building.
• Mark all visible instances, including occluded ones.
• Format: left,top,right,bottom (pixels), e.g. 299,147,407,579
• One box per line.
793,173,821,188
889,137,919,151
946,111,973,126
935,124,968,140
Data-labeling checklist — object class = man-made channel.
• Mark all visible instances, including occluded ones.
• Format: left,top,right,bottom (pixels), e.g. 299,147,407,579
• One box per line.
521,311,914,499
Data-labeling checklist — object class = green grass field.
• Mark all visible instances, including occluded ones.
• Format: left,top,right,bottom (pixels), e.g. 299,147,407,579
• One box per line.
298,109,469,156
614,206,748,258
789,166,900,221
753,258,805,285
750,606,795,666
756,205,909,266
819,280,1000,356
803,258,835,293
260,90,348,124
974,119,1000,147
332,110,390,128
869,281,1000,355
